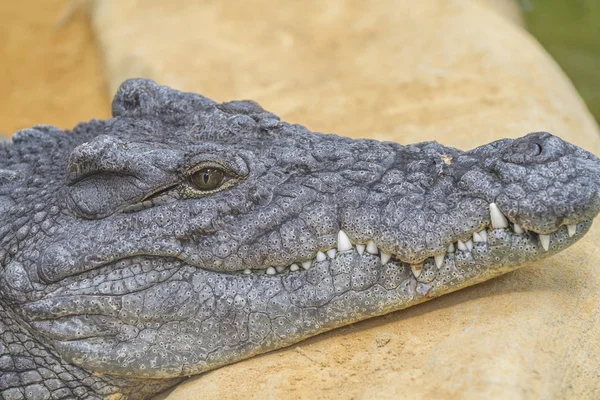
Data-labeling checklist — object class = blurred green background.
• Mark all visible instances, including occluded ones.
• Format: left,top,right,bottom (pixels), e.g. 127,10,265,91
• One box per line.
523,0,600,123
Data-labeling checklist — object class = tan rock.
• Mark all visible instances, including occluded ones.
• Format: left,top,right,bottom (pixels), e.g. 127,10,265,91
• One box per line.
0,0,110,136
476,0,524,26
91,1,600,399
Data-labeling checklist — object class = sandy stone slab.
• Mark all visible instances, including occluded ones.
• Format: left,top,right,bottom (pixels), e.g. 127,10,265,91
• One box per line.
0,0,110,136
90,1,600,399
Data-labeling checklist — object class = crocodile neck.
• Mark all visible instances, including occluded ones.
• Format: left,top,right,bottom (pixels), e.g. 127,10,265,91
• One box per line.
0,301,180,400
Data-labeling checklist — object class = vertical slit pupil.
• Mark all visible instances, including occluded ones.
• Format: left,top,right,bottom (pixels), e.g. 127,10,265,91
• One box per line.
192,168,225,190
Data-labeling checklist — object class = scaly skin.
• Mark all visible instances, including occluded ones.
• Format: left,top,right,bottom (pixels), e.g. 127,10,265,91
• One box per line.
1,79,599,399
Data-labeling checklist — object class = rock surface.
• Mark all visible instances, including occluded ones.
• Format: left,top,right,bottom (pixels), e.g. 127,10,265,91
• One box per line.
0,0,109,135
86,1,598,399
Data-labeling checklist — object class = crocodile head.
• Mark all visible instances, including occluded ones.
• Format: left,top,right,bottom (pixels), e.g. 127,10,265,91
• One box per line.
1,79,599,398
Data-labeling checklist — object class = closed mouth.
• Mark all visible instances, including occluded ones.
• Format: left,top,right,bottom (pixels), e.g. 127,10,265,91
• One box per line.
30,203,593,304
236,202,590,279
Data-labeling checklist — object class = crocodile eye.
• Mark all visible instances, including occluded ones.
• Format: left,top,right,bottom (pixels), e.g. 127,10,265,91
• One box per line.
190,168,225,191
531,142,542,156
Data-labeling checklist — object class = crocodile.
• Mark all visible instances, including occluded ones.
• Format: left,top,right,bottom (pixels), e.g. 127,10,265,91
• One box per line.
1,78,599,400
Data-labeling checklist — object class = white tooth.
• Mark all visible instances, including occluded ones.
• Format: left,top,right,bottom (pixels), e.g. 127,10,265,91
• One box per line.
567,224,577,237
489,203,509,229
356,244,365,255
513,223,524,234
410,263,423,279
316,251,327,262
473,232,483,242
337,230,353,252
266,267,276,275
366,240,378,254
434,254,445,268
302,261,312,270
276,266,286,273
243,268,252,275
479,230,487,242
457,240,468,252
327,249,337,258
539,234,550,251
380,252,391,265
466,239,473,251
290,264,299,272
447,243,455,253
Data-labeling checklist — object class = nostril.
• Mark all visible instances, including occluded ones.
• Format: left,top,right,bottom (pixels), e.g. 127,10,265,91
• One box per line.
511,138,542,158
503,132,567,164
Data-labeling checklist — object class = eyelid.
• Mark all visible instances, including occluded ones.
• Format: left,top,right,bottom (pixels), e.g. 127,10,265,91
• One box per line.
185,161,238,178
184,148,250,178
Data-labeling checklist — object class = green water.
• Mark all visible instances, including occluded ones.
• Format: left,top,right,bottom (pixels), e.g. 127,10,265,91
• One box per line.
523,0,600,124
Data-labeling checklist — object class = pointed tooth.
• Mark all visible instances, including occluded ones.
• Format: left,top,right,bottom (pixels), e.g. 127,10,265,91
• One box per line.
447,243,455,253
337,230,353,252
434,254,445,268
513,223,524,234
479,230,487,242
266,267,276,275
316,251,327,262
243,268,252,275
410,263,423,279
356,244,365,255
290,264,299,272
380,252,391,265
539,234,550,251
489,203,509,229
472,231,483,242
366,240,378,254
457,240,468,252
466,239,473,251
567,224,576,237
302,261,312,270
275,266,286,273
327,249,337,258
